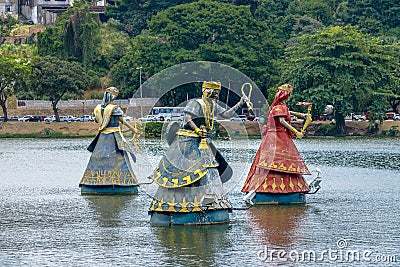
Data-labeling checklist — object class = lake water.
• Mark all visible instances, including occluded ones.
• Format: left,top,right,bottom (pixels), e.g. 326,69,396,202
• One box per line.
0,137,399,266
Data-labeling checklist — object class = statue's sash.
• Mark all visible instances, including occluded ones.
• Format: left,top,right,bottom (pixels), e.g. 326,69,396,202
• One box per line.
93,104,118,131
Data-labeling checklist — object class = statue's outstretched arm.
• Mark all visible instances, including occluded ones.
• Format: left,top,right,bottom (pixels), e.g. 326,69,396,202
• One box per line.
279,117,303,139
118,116,138,133
290,111,308,119
220,95,247,118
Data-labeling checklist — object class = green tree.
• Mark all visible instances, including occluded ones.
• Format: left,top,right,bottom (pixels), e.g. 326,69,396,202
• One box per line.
253,0,338,41
105,0,195,37
105,0,260,37
279,26,398,135
110,0,280,98
0,44,33,121
372,38,400,114
335,0,400,37
286,0,336,26
37,0,101,68
30,56,89,121
94,19,132,72
0,14,18,38
37,26,65,59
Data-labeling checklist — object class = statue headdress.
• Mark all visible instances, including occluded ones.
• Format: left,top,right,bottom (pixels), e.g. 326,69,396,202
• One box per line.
202,81,221,90
277,84,293,93
102,87,119,107
105,87,119,96
202,81,221,99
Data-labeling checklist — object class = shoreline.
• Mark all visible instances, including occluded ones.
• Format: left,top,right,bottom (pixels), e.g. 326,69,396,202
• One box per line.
0,120,399,138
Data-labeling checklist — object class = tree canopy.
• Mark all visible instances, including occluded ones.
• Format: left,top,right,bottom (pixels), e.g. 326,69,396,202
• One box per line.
2,0,400,129
30,56,89,121
279,25,400,134
335,0,400,37
0,44,33,121
110,0,281,98
105,0,195,37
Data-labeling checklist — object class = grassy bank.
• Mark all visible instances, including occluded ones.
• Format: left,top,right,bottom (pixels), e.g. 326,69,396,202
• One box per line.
0,120,399,138
0,132,95,139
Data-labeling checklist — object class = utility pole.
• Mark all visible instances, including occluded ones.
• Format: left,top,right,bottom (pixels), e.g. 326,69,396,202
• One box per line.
136,66,143,117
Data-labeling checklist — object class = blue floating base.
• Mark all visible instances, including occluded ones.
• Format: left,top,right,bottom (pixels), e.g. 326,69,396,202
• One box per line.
80,184,139,195
252,192,306,205
149,209,231,226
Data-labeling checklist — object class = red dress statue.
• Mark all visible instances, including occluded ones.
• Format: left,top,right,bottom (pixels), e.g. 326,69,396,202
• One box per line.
242,84,310,204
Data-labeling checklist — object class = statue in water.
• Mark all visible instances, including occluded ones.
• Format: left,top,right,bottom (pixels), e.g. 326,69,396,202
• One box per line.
149,81,247,225
242,84,314,204
79,87,140,194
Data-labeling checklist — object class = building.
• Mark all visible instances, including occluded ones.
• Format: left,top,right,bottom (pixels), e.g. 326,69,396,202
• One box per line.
20,0,72,25
0,0,18,15
15,0,106,25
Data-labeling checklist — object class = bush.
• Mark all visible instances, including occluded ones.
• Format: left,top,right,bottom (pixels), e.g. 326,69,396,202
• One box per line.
88,91,103,99
314,123,337,136
367,122,380,135
144,122,164,137
380,126,399,137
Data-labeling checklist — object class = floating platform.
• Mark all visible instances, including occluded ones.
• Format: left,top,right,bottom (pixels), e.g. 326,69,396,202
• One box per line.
80,184,139,195
252,192,306,205
149,209,231,226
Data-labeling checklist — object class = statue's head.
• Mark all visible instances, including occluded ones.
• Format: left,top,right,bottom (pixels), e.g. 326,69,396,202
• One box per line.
202,81,221,99
102,87,119,106
276,84,293,101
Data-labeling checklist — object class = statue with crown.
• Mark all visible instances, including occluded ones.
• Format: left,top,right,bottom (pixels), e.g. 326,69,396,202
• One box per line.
79,87,141,194
242,84,322,205
148,81,248,225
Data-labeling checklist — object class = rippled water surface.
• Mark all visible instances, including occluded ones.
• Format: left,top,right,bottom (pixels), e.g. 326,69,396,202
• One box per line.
0,137,399,266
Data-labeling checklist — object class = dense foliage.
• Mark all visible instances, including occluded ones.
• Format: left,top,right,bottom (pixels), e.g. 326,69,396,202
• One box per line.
37,0,101,68
1,0,399,132
110,0,280,97
0,44,33,121
280,26,400,134
0,14,18,38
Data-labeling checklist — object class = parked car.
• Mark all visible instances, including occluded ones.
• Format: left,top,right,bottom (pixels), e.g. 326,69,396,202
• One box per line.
154,114,170,121
0,116,4,121
165,115,184,122
44,116,56,122
355,114,366,121
79,115,94,122
345,113,366,121
138,115,157,122
10,116,20,121
244,113,256,121
18,115,34,122
230,115,247,122
385,112,396,120
27,116,42,122
66,115,78,122
394,114,400,121
58,116,70,122
253,116,265,123
123,115,134,122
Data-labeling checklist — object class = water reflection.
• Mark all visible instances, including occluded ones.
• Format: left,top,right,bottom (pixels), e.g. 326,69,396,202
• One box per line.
84,195,133,228
248,205,307,248
153,225,231,267
0,138,399,266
